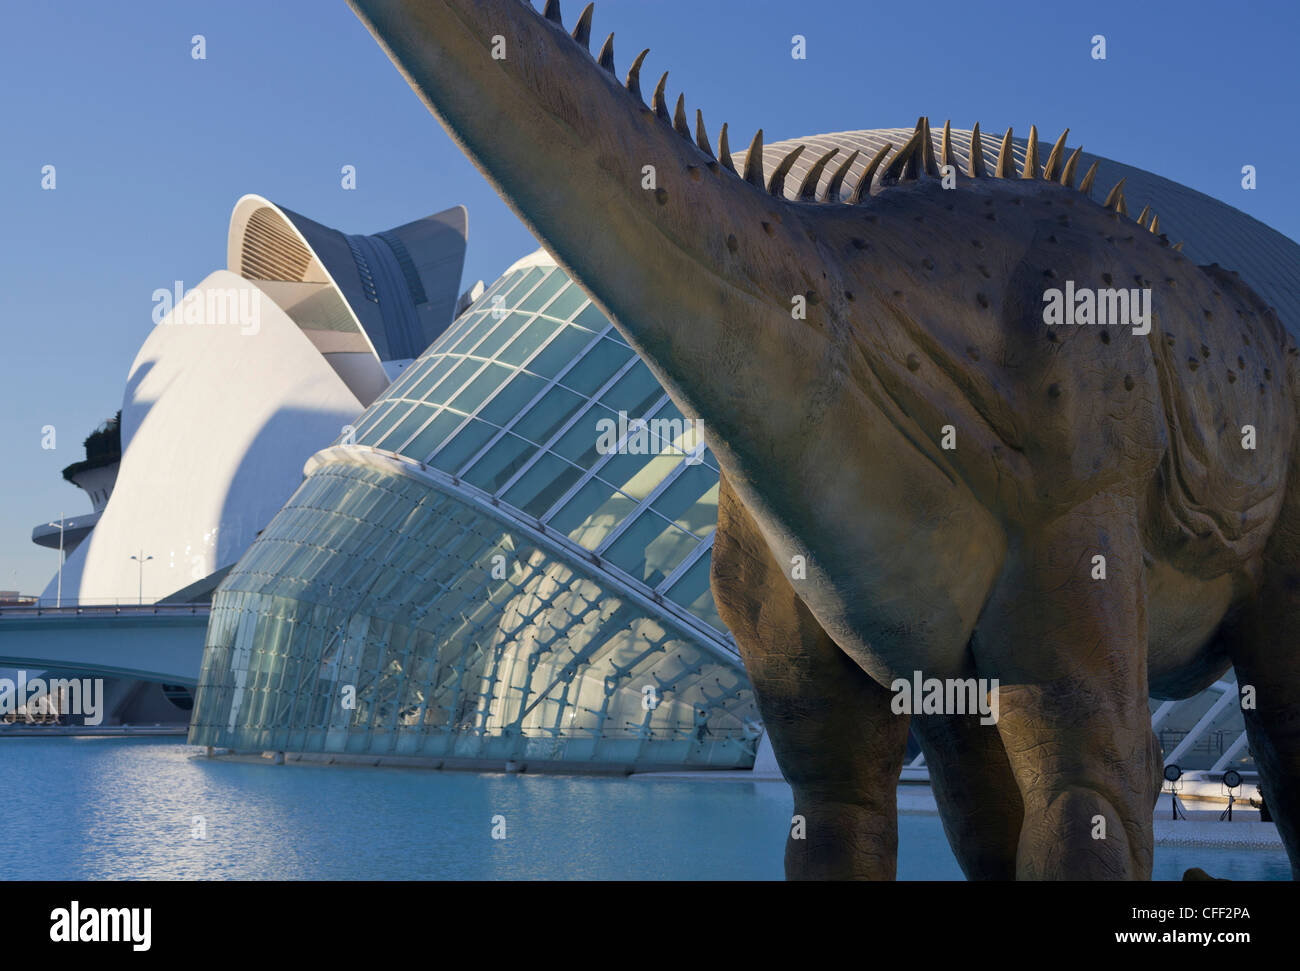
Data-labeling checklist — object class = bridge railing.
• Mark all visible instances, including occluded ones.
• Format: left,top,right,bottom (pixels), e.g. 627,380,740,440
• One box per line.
0,602,211,618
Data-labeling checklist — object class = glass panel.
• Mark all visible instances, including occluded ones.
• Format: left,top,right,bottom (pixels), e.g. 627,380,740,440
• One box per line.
598,451,681,501
511,385,585,445
549,480,637,549
502,267,544,303
501,453,585,518
599,364,664,418
377,403,437,451
401,410,464,463
380,359,430,401
540,282,588,322
476,269,519,305
665,550,726,631
517,271,566,313
429,419,498,475
497,316,560,368
429,307,484,355
552,405,616,468
449,315,499,355
646,401,697,452
526,326,595,379
465,272,512,311
448,363,511,414
572,302,610,334
603,512,698,587
470,312,531,360
462,434,537,494
428,358,480,401
400,356,457,403
649,462,719,536
366,401,415,445
558,338,633,396
478,371,546,427
351,401,398,445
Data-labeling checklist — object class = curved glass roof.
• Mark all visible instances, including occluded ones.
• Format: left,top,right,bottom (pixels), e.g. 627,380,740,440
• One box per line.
343,251,725,635
191,460,758,769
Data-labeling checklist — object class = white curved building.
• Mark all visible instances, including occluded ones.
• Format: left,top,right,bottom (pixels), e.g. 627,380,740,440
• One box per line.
38,198,469,607
227,195,469,404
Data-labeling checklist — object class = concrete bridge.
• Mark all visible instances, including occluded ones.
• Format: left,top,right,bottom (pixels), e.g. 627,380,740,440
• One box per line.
0,604,209,685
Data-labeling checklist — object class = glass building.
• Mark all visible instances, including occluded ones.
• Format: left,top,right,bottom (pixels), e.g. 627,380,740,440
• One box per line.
188,250,760,771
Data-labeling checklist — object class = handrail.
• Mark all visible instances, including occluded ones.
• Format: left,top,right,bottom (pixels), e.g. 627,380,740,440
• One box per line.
0,602,210,619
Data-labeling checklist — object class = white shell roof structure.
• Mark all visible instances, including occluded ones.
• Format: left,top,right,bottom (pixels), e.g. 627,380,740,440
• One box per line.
45,270,365,605
228,194,469,405
760,127,1299,331
41,195,470,606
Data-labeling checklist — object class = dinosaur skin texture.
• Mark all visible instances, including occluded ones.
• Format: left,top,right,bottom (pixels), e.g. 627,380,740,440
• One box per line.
349,0,1300,879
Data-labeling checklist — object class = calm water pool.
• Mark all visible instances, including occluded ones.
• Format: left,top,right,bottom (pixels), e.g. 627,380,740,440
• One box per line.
0,737,1289,880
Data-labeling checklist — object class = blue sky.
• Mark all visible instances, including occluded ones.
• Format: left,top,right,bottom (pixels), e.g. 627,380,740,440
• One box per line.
2,0,1297,595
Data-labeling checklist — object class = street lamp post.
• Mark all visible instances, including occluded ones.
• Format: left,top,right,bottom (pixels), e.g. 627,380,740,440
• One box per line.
46,513,69,608
129,549,153,606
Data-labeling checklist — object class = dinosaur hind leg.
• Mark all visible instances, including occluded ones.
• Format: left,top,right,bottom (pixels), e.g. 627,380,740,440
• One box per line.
913,703,1024,880
711,474,911,880
1225,489,1300,878
975,492,1161,879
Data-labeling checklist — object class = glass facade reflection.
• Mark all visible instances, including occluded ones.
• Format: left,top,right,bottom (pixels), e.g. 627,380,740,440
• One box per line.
189,251,758,770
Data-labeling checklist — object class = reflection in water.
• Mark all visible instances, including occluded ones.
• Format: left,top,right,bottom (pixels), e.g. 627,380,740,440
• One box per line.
0,738,1289,880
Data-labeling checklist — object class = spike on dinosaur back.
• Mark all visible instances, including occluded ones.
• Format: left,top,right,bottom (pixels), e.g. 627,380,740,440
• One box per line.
695,109,714,158
1020,125,1039,179
1150,214,1160,235
941,120,955,169
597,33,615,73
1136,205,1151,228
1042,129,1069,182
850,142,892,203
1104,177,1127,212
824,148,860,202
653,72,671,121
1059,146,1082,188
543,0,563,25
718,123,736,173
743,129,766,188
673,94,691,139
967,123,987,178
994,128,1015,179
882,128,925,183
798,147,839,201
572,3,593,47
768,144,806,197
918,117,939,177
1079,160,1099,195
626,49,649,101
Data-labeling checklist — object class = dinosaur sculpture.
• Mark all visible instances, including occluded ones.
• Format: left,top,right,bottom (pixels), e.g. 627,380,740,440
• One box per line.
348,0,1300,880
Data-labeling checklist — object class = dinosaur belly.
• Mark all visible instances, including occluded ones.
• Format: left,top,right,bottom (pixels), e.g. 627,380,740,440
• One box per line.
1145,556,1236,698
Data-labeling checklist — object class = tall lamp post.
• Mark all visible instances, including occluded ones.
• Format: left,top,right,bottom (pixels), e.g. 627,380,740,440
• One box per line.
46,513,70,608
129,550,153,606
